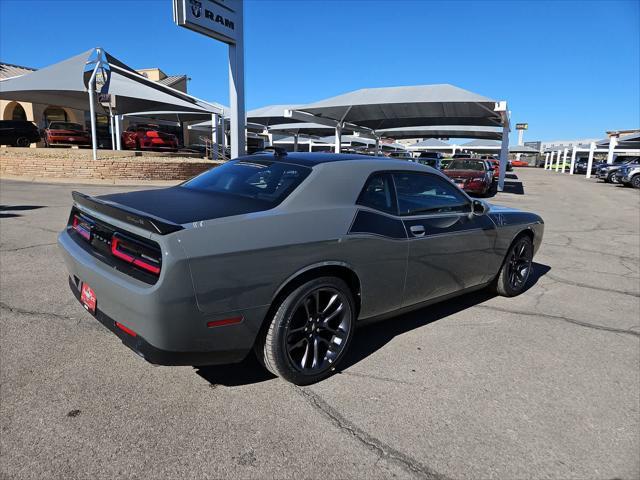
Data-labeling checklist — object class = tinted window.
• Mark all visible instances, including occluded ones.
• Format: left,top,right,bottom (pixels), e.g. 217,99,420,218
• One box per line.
182,160,311,206
445,159,486,171
393,172,470,215
357,173,396,214
49,122,84,131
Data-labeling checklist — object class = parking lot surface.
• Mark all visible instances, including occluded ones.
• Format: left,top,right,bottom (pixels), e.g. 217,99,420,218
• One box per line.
1,168,639,480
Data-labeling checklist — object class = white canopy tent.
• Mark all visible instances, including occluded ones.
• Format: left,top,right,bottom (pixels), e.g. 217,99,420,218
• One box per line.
0,47,223,158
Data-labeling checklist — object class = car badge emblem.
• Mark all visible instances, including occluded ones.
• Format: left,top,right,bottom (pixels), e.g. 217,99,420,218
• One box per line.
190,0,202,18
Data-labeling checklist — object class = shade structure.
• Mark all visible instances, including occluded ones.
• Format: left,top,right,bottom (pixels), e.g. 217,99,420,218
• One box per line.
597,132,640,149
407,138,452,149
291,84,504,130
268,122,357,137
0,48,222,116
247,104,302,126
460,139,502,151
509,144,540,154
377,125,503,140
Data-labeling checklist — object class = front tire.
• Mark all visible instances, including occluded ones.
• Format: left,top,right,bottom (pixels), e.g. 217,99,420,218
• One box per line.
14,136,30,147
631,175,640,189
492,235,534,297
257,277,355,385
606,172,617,184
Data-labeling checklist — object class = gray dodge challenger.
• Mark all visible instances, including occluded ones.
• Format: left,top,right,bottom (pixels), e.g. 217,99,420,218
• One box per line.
58,151,544,384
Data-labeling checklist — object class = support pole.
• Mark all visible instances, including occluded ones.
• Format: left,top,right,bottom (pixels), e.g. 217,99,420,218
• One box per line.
115,114,122,150
561,148,568,173
109,106,115,151
211,113,218,160
544,152,550,169
375,137,380,156
569,146,577,174
293,133,299,152
606,136,617,164
586,142,596,179
497,124,509,191
87,63,100,161
221,117,227,160
334,125,342,154
228,2,245,158
555,149,561,172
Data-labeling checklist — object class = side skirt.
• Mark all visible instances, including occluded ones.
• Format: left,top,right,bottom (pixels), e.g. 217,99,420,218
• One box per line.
356,281,492,327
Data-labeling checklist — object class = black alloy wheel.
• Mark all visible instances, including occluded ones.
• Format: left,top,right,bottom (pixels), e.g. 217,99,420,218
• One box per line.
15,136,30,147
257,276,355,385
493,235,534,297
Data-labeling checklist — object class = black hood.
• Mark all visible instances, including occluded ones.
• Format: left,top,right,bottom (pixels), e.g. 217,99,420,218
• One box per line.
98,187,273,225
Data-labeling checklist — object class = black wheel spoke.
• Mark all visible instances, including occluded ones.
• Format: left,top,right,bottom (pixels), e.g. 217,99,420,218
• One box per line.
285,286,352,374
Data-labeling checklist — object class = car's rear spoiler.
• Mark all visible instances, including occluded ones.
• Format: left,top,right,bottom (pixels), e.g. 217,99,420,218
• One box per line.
71,191,184,235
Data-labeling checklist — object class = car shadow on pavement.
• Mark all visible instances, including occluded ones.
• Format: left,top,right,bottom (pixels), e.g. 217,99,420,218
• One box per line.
195,354,276,387
0,205,46,218
194,263,550,387
340,262,550,372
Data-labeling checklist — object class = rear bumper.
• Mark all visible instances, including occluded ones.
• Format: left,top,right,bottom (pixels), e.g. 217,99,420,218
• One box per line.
58,229,267,366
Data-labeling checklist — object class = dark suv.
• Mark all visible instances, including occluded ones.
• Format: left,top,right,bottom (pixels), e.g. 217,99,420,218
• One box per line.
0,120,41,147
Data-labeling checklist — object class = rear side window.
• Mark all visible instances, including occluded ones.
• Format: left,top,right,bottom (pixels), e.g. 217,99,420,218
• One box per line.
182,160,311,206
357,173,396,214
393,172,470,215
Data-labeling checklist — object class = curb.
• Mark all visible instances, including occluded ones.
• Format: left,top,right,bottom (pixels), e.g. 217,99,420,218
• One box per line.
0,175,180,187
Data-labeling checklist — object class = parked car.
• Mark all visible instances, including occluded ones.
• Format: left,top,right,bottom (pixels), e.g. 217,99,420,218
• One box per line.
440,158,453,169
574,158,599,175
388,151,413,160
122,124,178,152
0,120,41,147
442,158,497,196
596,157,640,183
44,122,91,147
616,163,640,188
511,159,530,167
415,152,443,169
452,152,472,159
58,152,544,385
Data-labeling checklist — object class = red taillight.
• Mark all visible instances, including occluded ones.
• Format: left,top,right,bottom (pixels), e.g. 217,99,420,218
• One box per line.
110,236,134,262
115,321,137,337
207,316,243,328
133,258,161,275
72,214,91,241
111,234,161,276
145,131,159,138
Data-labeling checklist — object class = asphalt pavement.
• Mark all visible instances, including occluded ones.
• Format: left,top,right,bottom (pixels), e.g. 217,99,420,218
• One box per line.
1,168,638,479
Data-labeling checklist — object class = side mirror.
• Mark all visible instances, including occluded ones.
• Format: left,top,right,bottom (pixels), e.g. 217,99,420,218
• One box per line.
472,199,487,216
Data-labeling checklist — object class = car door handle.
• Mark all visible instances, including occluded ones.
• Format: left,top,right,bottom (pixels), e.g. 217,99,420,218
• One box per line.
409,225,426,237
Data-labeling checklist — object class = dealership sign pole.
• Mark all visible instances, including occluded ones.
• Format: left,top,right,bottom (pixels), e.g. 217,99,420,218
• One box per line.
173,0,245,157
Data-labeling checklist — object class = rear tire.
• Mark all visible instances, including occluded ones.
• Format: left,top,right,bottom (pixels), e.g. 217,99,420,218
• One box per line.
256,276,355,385
14,136,30,147
492,235,533,297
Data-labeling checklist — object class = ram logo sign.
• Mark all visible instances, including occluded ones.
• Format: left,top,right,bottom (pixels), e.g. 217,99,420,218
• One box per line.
173,0,240,45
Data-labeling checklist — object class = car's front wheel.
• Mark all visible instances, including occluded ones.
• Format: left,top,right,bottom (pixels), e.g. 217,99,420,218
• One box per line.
606,172,617,183
14,136,30,147
492,235,533,297
257,276,355,385
631,175,640,189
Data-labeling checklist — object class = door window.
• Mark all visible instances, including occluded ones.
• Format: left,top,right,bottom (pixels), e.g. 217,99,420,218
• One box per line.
393,172,470,215
356,173,396,214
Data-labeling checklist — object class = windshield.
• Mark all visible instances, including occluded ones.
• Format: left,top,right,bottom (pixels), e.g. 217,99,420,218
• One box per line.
182,160,312,206
444,159,486,171
49,122,84,131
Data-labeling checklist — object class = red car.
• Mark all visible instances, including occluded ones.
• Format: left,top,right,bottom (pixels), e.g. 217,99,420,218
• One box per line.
44,122,91,147
443,158,496,196
511,159,530,167
122,124,178,152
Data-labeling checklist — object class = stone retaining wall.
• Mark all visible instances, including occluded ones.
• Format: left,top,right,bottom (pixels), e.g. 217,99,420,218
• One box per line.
0,148,219,181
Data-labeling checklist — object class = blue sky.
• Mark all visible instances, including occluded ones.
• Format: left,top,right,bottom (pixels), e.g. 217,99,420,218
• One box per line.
1,0,638,141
